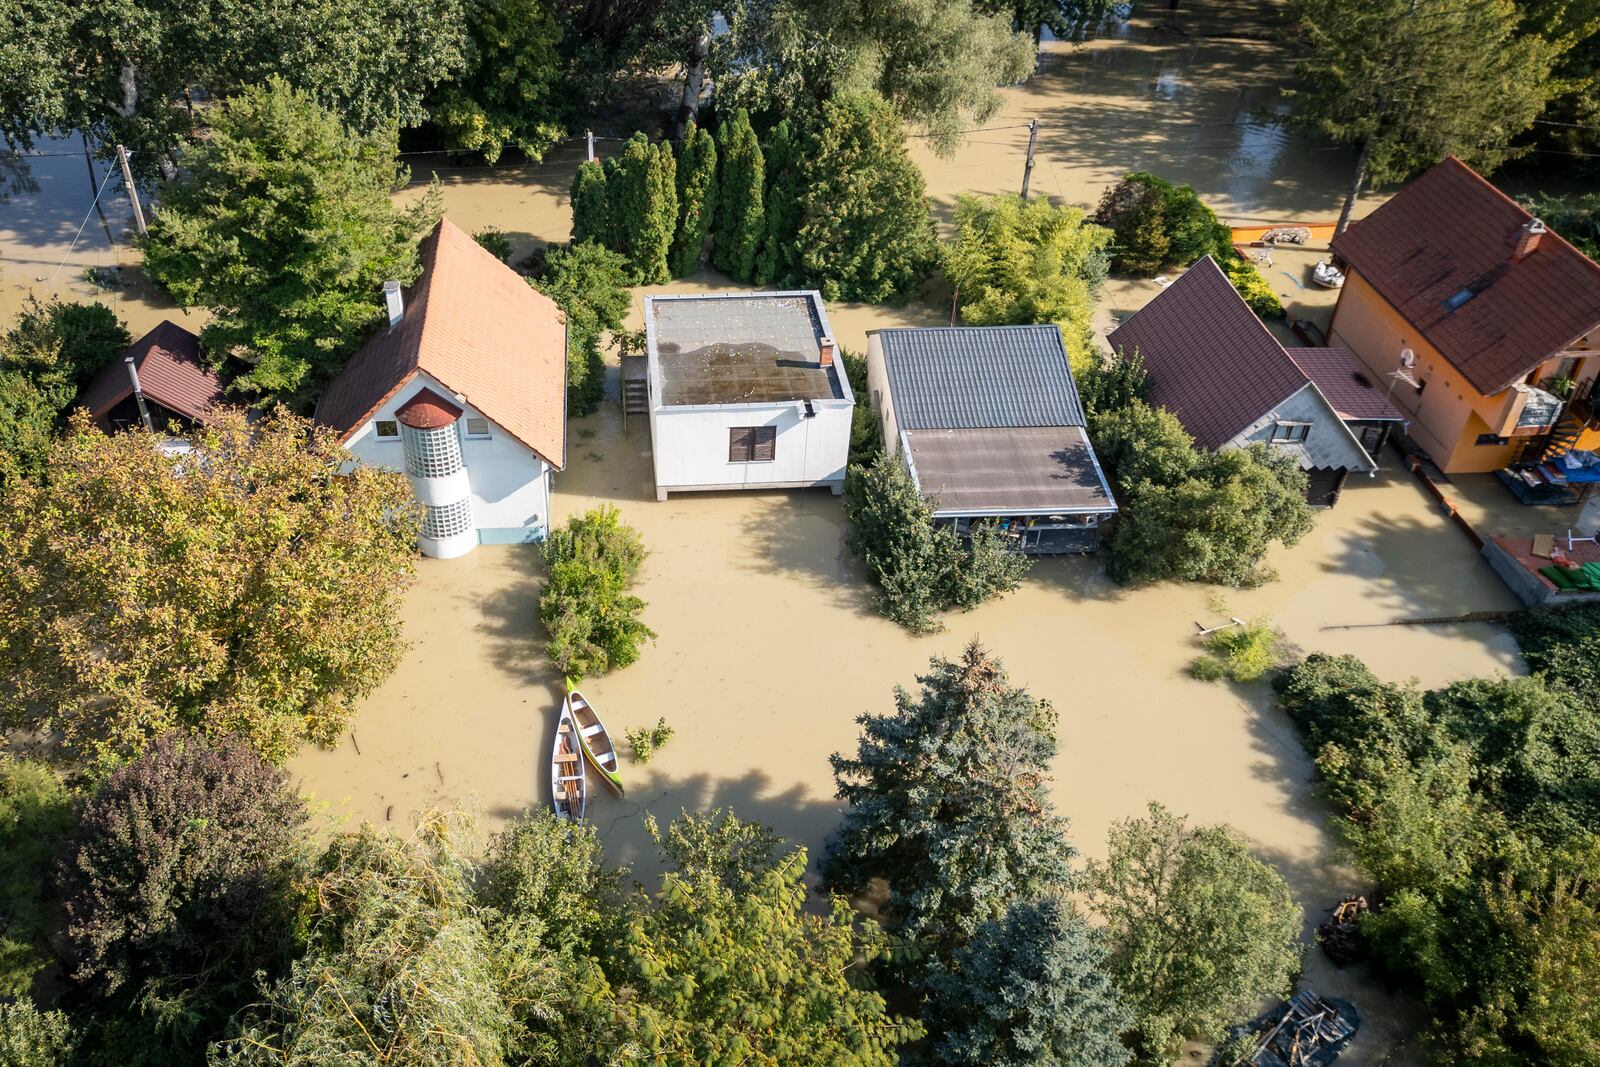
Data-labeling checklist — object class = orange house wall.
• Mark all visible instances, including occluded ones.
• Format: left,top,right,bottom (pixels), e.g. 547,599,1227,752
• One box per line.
1330,271,1536,474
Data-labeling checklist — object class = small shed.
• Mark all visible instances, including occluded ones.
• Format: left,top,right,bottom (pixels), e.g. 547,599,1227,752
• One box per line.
644,291,854,501
79,320,227,433
866,324,1118,553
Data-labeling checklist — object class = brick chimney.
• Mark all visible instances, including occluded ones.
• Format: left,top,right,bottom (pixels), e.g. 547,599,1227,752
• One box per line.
819,335,836,367
1513,218,1547,261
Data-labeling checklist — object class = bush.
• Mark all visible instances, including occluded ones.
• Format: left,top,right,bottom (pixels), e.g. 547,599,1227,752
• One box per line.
539,505,655,683
624,718,675,764
1076,345,1148,420
1188,655,1226,682
530,241,631,416
1200,617,1287,682
0,998,75,1067
1509,603,1600,711
840,349,881,468
473,226,514,262
843,454,1030,632
1220,249,1285,320
0,759,73,996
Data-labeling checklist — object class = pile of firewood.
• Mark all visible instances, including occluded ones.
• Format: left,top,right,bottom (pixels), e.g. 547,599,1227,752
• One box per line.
1316,896,1369,966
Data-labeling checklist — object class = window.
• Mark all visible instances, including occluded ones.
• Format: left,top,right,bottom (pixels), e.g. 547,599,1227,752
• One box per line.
402,424,464,478
1270,421,1311,443
1445,287,1475,311
728,425,777,463
1476,433,1510,446
374,419,400,440
420,498,474,539
464,417,491,439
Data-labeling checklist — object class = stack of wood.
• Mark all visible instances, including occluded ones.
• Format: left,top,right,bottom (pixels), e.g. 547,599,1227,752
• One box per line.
1316,896,1369,966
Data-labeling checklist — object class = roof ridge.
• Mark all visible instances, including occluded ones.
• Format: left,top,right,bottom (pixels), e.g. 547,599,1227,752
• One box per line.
1434,157,1600,275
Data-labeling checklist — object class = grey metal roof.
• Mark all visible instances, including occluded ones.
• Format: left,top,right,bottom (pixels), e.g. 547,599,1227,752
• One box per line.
905,426,1118,515
878,325,1086,430
648,292,843,405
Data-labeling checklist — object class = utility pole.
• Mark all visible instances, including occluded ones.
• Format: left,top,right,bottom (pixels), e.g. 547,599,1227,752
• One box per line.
1020,119,1039,199
586,130,595,163
116,145,147,235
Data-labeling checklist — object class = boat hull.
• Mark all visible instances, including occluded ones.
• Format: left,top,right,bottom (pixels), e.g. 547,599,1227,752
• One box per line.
568,690,625,798
550,704,587,821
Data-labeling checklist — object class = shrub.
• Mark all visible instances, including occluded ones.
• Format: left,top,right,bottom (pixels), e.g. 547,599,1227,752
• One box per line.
473,226,514,262
531,241,631,416
1509,603,1600,711
1220,249,1285,320
843,454,1030,632
840,349,882,467
1076,345,1148,420
0,409,419,769
1200,617,1287,682
624,718,675,764
539,505,655,683
0,758,73,996
0,998,75,1067
1094,172,1229,276
1188,655,1226,682
570,160,609,244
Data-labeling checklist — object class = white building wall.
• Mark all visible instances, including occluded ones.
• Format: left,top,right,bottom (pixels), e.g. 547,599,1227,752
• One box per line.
865,333,900,456
346,370,553,548
650,400,852,499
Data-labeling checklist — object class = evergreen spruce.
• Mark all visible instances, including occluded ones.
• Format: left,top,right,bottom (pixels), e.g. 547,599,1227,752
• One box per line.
570,160,609,245
755,119,802,286
711,109,765,281
925,896,1131,1067
602,134,678,284
791,93,937,304
824,642,1075,962
670,121,718,277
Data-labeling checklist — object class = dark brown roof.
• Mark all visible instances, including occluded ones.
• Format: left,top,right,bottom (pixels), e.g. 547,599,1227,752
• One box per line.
395,387,463,429
79,320,228,425
1284,347,1404,422
315,218,568,467
1106,257,1306,449
904,426,1116,515
1331,156,1600,396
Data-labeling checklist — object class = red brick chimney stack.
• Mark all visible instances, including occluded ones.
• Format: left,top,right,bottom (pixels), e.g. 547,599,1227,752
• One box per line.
1514,218,1547,261
819,336,836,367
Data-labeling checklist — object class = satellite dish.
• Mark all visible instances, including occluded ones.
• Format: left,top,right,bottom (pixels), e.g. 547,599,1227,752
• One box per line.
1400,347,1416,368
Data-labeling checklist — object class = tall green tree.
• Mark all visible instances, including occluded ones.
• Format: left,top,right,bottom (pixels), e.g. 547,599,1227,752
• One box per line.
0,410,420,770
924,895,1130,1067
1290,0,1557,232
789,94,937,303
142,77,440,405
979,0,1120,41
434,0,568,164
825,642,1076,961
944,193,1112,365
670,120,718,276
1086,803,1302,1062
59,732,308,1065
570,159,610,244
603,132,678,283
531,240,632,415
712,109,766,281
0,758,73,997
613,824,918,1065
755,118,803,285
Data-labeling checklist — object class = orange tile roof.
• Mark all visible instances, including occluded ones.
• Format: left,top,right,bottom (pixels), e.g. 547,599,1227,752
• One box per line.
80,320,228,426
1331,157,1600,396
315,218,567,467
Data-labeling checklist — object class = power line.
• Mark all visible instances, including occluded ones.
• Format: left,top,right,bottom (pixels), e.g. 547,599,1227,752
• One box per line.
48,163,120,285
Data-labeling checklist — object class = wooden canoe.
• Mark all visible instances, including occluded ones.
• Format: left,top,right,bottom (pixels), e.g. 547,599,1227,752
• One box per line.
551,702,587,821
567,689,624,798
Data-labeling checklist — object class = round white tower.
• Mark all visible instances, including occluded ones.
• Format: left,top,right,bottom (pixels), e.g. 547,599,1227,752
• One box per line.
395,388,476,558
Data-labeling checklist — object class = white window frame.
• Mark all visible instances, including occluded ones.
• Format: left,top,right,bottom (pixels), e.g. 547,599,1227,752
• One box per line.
463,416,491,439
374,419,401,441
1270,420,1311,444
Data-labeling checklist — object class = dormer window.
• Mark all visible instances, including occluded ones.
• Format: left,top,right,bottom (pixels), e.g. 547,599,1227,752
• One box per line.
1271,421,1311,443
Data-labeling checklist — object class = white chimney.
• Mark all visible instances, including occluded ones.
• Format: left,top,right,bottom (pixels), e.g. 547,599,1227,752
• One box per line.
125,355,154,431
1513,218,1547,261
819,335,836,367
384,279,404,327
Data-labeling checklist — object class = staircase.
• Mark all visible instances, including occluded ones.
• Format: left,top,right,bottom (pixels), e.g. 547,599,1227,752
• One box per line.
621,354,649,420
1514,411,1586,468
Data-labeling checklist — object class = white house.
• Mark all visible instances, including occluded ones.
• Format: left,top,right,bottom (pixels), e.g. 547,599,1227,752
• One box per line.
316,218,568,558
644,291,853,500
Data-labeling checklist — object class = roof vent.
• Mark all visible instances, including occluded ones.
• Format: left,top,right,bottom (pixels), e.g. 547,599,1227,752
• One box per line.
1514,218,1547,261
384,279,404,328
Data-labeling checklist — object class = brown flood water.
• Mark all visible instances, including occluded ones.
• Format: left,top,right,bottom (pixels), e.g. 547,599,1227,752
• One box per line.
3,4,1535,1059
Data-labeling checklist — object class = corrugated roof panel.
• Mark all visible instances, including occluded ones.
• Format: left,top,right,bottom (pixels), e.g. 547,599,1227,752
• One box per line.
878,324,1085,429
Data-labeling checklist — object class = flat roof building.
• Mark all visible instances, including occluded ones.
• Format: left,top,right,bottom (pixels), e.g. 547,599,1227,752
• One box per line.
644,291,853,500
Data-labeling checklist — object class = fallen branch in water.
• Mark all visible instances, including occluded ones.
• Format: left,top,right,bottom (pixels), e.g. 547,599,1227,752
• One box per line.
1322,610,1516,630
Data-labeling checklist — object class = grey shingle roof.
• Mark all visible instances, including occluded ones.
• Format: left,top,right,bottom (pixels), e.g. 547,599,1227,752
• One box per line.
878,325,1085,430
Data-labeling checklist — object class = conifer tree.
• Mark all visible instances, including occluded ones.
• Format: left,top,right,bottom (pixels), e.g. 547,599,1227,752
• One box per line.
755,119,803,286
670,121,718,277
711,109,765,281
824,642,1075,960
791,93,937,304
570,160,609,245
602,134,677,283
924,896,1131,1067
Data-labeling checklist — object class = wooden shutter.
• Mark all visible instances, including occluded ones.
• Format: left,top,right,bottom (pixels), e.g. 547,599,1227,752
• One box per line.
751,426,777,462
729,427,754,462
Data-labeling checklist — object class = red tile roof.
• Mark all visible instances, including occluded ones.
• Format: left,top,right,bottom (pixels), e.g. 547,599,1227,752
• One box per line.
315,218,567,467
1331,157,1600,396
79,320,228,426
1106,257,1307,449
1284,347,1404,422
395,387,463,429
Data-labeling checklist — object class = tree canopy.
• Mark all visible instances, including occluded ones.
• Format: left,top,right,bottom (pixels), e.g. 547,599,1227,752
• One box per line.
539,504,655,683
1290,0,1557,231
531,240,632,415
0,410,419,770
433,0,568,164
141,77,439,406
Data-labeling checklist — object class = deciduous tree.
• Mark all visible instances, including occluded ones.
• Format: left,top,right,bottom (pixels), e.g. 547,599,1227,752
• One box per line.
825,642,1076,960
1290,0,1557,233
712,109,765,281
0,410,420,770
0,998,75,1067
0,759,73,997
142,77,440,406
539,505,655,682
670,120,718,276
1086,803,1302,1061
434,0,568,164
531,241,632,415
